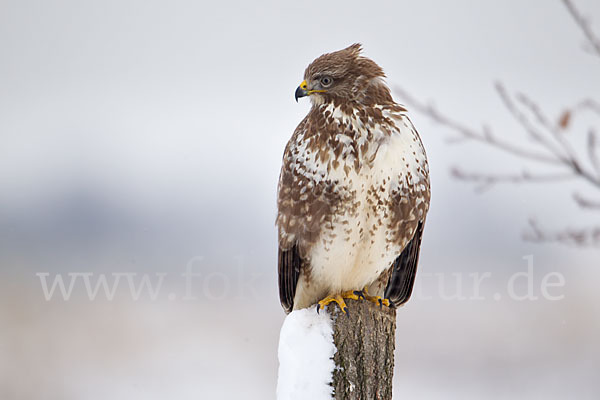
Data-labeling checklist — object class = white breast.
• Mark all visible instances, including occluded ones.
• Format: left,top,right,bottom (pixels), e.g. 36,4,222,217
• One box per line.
301,109,428,302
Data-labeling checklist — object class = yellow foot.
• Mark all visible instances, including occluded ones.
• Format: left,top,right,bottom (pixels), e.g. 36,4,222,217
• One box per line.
353,286,390,308
316,290,360,314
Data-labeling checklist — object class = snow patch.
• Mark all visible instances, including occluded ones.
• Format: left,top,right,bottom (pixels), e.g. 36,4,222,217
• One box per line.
276,308,336,400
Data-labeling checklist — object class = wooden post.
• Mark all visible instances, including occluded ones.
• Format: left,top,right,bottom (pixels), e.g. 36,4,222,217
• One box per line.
328,299,397,399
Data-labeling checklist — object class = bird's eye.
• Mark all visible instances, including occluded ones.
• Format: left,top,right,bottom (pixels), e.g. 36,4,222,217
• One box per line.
320,76,333,87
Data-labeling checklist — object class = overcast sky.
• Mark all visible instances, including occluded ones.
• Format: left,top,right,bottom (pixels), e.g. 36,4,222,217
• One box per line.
1,0,599,274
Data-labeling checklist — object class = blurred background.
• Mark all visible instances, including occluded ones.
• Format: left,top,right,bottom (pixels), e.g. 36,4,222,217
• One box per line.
1,0,599,398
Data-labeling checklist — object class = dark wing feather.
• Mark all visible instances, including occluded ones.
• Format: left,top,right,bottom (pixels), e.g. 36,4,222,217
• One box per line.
278,243,302,314
384,221,424,308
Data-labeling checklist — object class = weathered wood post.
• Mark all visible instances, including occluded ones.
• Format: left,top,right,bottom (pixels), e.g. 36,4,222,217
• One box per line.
328,299,397,399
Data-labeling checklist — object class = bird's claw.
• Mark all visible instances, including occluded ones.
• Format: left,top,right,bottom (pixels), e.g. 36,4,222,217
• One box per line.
316,292,357,316
377,297,391,308
315,288,390,315
353,290,365,300
357,286,391,308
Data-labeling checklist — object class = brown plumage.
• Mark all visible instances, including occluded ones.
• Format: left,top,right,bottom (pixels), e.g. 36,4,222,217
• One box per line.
277,44,430,313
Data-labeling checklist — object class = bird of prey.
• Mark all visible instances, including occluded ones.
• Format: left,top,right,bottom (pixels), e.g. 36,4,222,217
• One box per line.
277,44,430,314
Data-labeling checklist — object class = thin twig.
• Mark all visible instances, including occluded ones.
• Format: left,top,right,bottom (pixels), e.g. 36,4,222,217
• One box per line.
513,89,576,159
393,0,600,247
577,99,600,116
563,0,600,57
495,83,568,162
451,167,575,192
397,84,600,190
525,218,600,247
512,88,600,188
573,192,600,209
588,128,600,175
395,86,561,164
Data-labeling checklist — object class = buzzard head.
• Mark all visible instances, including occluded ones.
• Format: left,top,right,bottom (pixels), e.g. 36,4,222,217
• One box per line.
295,43,393,106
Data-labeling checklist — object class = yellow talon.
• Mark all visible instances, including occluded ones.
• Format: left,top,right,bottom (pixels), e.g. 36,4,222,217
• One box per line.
360,286,391,308
341,290,361,301
316,288,390,314
317,295,348,314
317,290,361,314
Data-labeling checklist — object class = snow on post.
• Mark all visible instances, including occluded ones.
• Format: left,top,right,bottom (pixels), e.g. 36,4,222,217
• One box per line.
276,308,336,400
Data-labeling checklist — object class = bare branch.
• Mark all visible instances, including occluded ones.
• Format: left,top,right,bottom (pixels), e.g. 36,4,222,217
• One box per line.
393,2,600,248
577,99,600,116
395,86,561,164
524,218,600,247
495,83,569,162
397,84,600,191
451,167,575,192
557,100,600,129
510,88,600,188
524,219,552,244
588,128,600,175
563,0,600,57
573,191,600,209
514,90,575,153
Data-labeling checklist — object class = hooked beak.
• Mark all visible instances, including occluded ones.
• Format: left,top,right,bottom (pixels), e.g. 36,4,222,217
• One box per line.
294,79,326,102
295,80,308,102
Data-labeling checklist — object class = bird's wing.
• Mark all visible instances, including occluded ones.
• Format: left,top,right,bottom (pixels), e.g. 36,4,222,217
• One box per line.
276,115,330,313
276,118,311,314
384,220,424,308
382,113,430,308
278,243,303,314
